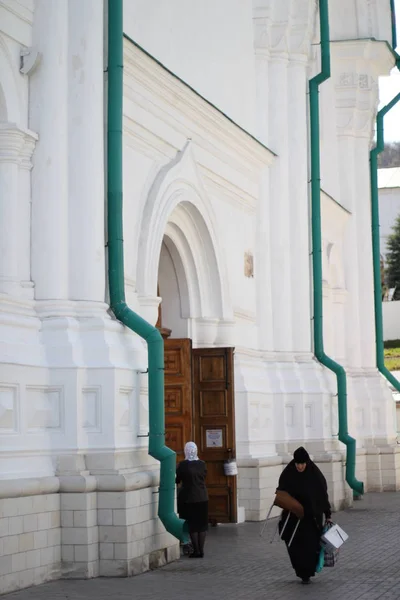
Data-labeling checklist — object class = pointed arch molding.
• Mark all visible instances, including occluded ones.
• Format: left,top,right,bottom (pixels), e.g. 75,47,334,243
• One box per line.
136,142,232,321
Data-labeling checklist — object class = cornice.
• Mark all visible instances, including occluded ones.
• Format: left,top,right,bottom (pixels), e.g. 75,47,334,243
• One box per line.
0,0,33,25
199,166,257,214
331,40,394,139
253,0,316,60
331,39,395,79
123,40,275,175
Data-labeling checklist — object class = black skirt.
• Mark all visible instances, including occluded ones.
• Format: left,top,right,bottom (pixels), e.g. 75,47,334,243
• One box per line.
179,501,208,533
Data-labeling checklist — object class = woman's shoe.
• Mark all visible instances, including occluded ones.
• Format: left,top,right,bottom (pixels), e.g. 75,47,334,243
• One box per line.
189,552,200,558
199,552,204,558
301,578,311,585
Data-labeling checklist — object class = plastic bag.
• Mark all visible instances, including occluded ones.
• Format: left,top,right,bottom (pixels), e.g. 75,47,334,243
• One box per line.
316,522,340,572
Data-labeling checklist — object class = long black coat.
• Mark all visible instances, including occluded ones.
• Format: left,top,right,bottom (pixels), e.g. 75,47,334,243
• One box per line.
277,456,331,579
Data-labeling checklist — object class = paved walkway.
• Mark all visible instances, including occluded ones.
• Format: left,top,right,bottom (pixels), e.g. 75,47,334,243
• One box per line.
4,493,400,600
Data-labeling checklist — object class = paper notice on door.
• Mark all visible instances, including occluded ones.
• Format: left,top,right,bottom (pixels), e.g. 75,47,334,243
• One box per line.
206,429,223,448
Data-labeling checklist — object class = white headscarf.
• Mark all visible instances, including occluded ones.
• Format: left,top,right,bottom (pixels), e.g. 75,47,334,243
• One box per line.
184,441,199,461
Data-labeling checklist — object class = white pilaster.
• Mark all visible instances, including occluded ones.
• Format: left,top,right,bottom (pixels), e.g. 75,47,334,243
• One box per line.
0,125,37,297
287,55,312,352
268,54,292,350
30,0,69,300
332,40,396,447
67,0,105,302
333,40,393,371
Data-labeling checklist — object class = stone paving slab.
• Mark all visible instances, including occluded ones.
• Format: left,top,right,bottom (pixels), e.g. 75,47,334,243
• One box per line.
4,492,400,600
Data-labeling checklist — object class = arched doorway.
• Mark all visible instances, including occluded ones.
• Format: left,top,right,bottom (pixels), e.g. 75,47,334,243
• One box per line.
137,146,237,523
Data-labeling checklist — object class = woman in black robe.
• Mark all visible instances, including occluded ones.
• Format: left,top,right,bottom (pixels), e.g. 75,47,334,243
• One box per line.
277,447,332,584
176,441,208,558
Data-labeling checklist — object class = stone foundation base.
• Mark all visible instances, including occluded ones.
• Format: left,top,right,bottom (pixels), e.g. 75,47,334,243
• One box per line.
0,486,61,595
0,474,179,595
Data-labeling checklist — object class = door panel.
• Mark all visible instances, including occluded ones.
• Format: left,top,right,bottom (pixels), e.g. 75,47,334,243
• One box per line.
164,338,193,463
193,347,237,523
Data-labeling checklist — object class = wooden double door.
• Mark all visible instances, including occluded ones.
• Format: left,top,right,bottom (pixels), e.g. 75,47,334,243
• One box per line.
164,339,237,523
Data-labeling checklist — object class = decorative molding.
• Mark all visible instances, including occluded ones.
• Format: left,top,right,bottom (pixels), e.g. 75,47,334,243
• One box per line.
332,40,394,138
118,386,134,431
34,300,110,320
0,385,18,433
199,166,257,213
123,111,176,162
136,142,232,321
305,403,313,428
253,0,316,59
26,386,63,431
123,41,274,174
0,123,37,165
82,387,101,432
0,476,59,499
285,404,294,427
137,294,161,308
0,0,34,26
233,308,256,322
0,469,160,498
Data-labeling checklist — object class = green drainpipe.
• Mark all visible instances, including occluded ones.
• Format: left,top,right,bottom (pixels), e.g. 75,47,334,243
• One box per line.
390,0,397,50
370,90,400,393
309,0,364,496
107,0,188,543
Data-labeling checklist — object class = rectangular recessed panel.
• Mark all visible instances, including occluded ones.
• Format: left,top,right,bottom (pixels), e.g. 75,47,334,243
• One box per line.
206,461,227,485
164,349,184,376
165,425,184,455
199,355,225,382
165,387,183,415
209,493,230,521
200,390,227,417
0,386,18,433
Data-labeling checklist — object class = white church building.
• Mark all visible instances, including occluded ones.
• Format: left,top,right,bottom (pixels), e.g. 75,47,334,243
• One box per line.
1,0,399,592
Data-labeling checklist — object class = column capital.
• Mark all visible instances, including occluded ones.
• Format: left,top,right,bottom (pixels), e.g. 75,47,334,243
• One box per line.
253,0,315,62
0,123,38,167
332,40,394,138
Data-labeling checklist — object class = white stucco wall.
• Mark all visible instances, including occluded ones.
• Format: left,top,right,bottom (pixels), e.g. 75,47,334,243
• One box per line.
123,0,257,136
1,0,400,593
383,300,400,340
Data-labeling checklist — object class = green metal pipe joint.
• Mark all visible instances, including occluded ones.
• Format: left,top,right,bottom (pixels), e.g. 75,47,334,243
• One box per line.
107,0,188,542
310,0,363,496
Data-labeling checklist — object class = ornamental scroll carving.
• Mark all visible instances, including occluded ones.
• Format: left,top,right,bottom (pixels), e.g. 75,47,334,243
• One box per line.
253,0,315,58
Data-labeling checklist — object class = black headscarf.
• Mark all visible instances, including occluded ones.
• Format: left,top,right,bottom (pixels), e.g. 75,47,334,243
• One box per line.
293,446,310,464
277,447,331,519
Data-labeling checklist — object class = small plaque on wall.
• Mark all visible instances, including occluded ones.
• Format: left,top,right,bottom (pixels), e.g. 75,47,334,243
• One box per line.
206,429,223,448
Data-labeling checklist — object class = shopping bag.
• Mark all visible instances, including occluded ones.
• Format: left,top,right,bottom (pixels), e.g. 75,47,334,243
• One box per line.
324,547,339,567
317,522,341,569
321,522,348,552
316,545,325,573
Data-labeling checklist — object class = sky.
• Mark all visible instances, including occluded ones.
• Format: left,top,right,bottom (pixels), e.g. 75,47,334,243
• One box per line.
378,0,400,141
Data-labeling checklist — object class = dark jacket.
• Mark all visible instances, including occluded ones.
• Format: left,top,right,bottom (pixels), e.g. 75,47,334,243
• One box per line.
176,460,208,504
